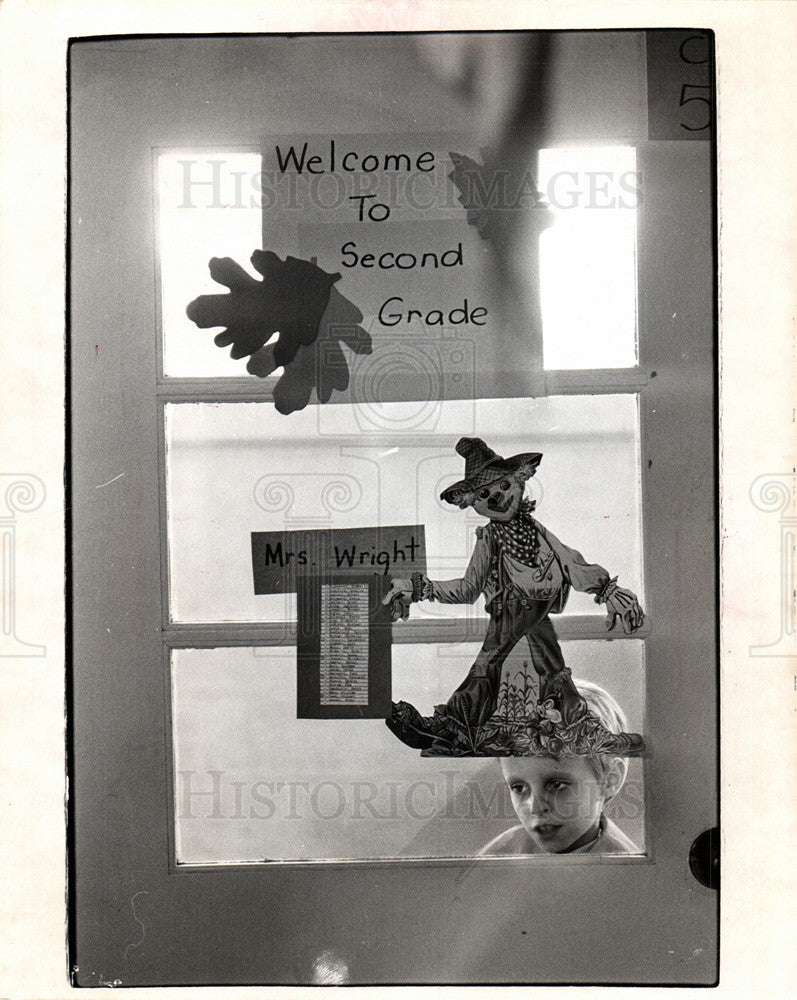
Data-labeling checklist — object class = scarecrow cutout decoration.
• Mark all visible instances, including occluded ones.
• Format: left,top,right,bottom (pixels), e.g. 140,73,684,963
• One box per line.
383,438,646,757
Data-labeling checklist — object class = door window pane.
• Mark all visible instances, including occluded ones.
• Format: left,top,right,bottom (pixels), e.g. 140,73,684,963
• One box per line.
172,641,646,863
539,146,638,370
158,151,263,377
164,394,643,623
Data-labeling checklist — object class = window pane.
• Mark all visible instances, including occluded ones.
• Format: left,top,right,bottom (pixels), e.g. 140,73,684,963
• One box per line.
172,641,645,863
158,151,263,377
539,146,638,369
164,395,643,623
156,140,548,397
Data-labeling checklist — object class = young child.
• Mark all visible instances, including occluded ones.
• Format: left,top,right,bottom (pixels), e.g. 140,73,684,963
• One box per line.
383,437,644,752
479,680,641,855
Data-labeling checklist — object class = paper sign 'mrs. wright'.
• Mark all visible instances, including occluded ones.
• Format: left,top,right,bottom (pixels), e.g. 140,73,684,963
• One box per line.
251,524,426,595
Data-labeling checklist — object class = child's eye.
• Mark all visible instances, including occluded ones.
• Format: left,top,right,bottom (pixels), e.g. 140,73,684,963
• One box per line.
547,780,570,792
500,480,511,490
478,488,490,499
509,783,526,796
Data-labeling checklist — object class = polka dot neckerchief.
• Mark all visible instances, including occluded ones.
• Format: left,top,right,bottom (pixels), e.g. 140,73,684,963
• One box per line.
490,499,542,566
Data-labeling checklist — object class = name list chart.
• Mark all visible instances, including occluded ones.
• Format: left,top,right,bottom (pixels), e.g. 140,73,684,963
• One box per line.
319,583,370,706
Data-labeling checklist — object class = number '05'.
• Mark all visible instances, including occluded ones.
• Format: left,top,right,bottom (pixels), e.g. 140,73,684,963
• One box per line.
679,34,711,133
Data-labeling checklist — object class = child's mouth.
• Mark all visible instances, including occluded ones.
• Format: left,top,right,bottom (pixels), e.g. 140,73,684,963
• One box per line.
531,823,562,839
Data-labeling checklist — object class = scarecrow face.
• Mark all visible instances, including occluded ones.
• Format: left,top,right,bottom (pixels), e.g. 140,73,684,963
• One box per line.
471,475,524,522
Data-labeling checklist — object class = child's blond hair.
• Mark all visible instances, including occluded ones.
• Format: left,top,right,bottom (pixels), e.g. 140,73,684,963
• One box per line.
573,678,630,794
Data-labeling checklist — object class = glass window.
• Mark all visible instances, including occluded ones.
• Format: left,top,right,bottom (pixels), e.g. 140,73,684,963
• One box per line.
171,640,645,863
164,394,642,623
539,146,638,370
157,145,640,390
158,150,263,377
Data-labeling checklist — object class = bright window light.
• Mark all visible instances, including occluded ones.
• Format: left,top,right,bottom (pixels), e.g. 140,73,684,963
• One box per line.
538,146,639,370
158,151,263,377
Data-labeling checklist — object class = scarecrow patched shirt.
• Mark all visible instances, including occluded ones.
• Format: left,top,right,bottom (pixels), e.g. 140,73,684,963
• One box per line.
427,504,611,614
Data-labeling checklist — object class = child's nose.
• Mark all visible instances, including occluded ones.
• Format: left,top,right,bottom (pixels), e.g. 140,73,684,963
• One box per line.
529,790,551,816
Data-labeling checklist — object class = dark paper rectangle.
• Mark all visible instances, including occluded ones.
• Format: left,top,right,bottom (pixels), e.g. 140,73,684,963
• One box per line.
251,523,425,594
646,29,714,141
296,573,392,719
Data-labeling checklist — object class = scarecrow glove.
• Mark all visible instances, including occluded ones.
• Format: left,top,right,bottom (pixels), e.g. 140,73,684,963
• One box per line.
388,593,412,623
383,578,412,622
597,577,645,634
382,575,433,623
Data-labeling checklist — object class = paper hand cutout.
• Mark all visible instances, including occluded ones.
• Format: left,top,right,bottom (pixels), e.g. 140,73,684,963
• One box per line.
186,250,372,414
382,578,413,623
448,151,554,242
603,583,645,635
448,151,496,238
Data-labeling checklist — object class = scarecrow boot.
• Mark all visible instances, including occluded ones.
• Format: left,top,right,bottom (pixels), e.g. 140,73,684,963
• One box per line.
386,701,454,750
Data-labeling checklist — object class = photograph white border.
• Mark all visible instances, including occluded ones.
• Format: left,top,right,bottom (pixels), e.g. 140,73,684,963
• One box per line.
1,1,795,997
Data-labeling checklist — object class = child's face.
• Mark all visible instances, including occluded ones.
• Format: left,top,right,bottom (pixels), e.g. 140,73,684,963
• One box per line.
471,475,524,522
500,755,609,853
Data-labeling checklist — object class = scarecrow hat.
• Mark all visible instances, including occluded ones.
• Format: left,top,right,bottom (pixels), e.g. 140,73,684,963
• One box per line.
440,437,542,506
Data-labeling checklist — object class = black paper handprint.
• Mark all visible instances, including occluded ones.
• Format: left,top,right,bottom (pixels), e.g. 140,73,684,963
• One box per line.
271,284,372,414
448,151,553,242
186,250,372,413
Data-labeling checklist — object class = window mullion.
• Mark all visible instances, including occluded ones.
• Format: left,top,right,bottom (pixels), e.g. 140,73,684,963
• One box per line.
161,615,647,648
